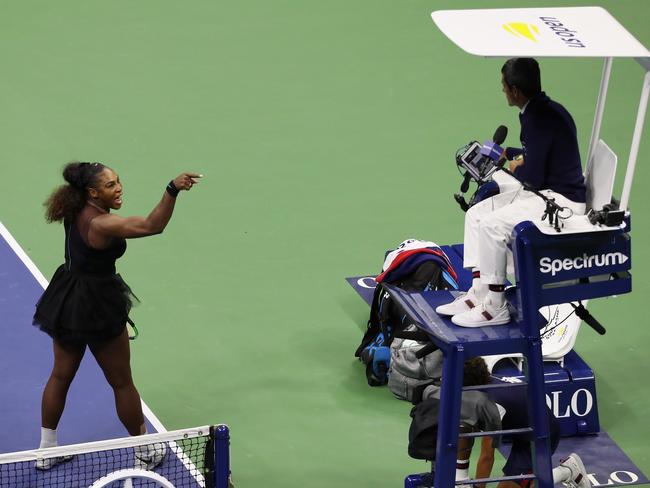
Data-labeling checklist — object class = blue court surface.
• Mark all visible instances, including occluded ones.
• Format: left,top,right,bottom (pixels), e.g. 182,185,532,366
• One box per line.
0,222,205,486
347,275,649,487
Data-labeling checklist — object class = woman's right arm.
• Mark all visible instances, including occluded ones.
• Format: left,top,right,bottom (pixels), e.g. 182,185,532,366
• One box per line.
91,173,201,240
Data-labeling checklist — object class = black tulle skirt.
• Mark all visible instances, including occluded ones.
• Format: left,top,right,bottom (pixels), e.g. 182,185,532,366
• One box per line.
33,264,138,345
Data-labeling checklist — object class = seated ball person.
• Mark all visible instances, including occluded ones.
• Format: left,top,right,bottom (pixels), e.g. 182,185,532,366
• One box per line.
437,58,587,327
433,358,591,488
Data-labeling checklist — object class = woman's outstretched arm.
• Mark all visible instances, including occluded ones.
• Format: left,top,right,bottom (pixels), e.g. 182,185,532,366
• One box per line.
90,172,201,241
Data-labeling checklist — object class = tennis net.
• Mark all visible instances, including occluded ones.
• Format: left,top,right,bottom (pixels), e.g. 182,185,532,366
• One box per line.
0,424,231,488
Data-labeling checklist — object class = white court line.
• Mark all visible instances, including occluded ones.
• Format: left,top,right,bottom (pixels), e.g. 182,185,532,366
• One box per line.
0,220,206,487
0,221,49,289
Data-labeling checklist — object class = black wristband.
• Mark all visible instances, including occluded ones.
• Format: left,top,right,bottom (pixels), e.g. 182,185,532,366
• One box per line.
166,180,180,197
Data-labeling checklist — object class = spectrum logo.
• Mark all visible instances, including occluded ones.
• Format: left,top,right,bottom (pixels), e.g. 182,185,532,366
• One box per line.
502,22,540,42
539,252,629,277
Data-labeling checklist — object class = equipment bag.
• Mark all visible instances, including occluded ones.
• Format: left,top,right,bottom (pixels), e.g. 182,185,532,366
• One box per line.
387,325,443,402
408,397,441,461
355,240,458,387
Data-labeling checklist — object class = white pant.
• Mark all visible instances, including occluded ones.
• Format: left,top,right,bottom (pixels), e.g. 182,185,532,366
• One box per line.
463,187,586,285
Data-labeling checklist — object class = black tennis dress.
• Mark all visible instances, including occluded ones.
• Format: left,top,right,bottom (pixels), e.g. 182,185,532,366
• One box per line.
33,205,137,345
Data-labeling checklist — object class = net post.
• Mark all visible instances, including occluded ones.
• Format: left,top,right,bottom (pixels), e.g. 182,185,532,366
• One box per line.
214,424,231,488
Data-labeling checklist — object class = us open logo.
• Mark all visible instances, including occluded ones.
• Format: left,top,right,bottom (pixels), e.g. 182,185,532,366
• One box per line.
502,17,586,48
502,22,540,42
538,16,586,48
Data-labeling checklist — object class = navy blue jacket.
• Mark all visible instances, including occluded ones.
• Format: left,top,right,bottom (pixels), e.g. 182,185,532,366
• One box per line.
506,92,586,203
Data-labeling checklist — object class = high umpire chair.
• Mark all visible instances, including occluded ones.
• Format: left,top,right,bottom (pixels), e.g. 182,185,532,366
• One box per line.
389,7,650,488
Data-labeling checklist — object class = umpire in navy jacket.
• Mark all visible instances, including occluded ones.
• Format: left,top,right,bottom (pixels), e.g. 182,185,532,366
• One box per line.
436,58,587,327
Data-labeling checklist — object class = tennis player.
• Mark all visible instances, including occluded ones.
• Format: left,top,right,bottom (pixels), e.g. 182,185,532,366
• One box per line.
32,162,200,469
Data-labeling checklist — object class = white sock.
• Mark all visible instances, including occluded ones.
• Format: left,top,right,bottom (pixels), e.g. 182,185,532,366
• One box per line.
553,465,572,484
471,284,488,303
471,276,482,292
476,283,489,300
39,427,57,449
486,290,505,308
456,460,469,481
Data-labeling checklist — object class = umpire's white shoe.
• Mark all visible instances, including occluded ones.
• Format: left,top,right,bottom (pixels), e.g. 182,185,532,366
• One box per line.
135,442,168,470
560,453,591,488
451,299,510,327
435,288,480,316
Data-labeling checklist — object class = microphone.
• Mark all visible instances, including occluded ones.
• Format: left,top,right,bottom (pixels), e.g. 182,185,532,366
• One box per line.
480,125,508,162
460,172,472,193
571,303,607,335
454,193,470,212
493,125,508,145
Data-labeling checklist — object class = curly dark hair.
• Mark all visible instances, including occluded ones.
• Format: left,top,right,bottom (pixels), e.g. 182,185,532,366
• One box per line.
44,162,106,222
463,357,490,387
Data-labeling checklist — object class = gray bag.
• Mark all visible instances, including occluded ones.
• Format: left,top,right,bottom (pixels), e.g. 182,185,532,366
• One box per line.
388,325,443,402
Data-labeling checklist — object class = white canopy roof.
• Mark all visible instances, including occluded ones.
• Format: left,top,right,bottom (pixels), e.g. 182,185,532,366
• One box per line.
431,6,650,58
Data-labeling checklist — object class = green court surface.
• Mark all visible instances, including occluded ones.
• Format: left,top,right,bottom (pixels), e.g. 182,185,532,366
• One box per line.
1,0,649,486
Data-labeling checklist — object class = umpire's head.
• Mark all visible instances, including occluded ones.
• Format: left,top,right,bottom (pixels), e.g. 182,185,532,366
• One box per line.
501,58,542,107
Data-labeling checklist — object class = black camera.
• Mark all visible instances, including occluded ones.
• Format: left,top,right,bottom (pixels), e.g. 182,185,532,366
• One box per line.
456,141,502,184
587,201,625,226
453,126,508,212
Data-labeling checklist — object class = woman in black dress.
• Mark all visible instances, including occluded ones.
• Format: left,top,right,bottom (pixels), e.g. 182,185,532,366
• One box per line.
33,162,200,468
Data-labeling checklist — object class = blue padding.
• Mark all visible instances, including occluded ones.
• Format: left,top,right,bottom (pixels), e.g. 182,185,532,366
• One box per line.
541,279,631,306
440,244,472,291
372,346,391,378
441,270,459,290
490,354,600,437
451,243,464,258
372,346,390,365
345,276,375,306
562,350,595,381
492,360,569,385
473,180,500,203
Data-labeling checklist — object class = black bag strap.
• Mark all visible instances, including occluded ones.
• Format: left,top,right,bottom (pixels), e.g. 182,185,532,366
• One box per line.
354,283,385,357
